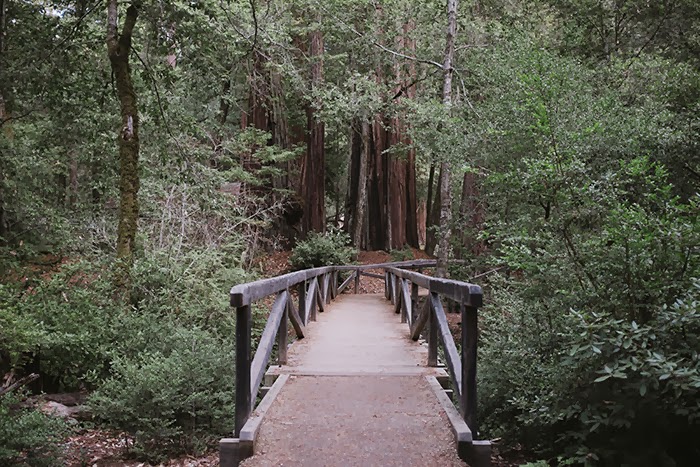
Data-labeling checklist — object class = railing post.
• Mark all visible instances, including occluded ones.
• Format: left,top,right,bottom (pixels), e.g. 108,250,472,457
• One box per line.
298,281,307,326
428,297,438,367
388,273,394,303
461,302,479,435
234,304,252,436
278,298,289,365
332,271,338,299
310,278,318,321
384,271,389,299
394,276,402,314
411,282,419,323
354,268,360,294
400,279,407,323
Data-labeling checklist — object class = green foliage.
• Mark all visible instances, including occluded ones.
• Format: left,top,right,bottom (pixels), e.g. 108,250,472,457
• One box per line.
389,246,414,262
89,325,234,462
0,392,69,466
289,230,357,270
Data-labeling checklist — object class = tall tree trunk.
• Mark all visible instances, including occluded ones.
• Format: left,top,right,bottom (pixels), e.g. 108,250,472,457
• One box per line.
425,165,442,256
352,118,370,248
425,163,436,253
302,28,325,235
345,118,362,236
436,0,458,278
0,0,7,243
107,1,140,291
459,171,485,257
403,20,419,249
368,115,388,250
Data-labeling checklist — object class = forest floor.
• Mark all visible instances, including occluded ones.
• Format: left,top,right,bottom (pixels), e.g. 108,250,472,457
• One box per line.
58,248,524,466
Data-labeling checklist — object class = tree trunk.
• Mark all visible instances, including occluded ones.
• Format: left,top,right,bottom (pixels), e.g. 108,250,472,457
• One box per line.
403,20,419,249
0,0,7,243
367,115,388,250
459,171,485,257
436,0,458,278
426,165,442,256
107,1,140,291
425,163,436,252
352,118,369,248
302,28,325,235
345,118,362,237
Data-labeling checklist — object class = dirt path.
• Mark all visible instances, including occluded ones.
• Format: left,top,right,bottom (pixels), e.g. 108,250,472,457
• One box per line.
241,376,466,467
242,294,467,466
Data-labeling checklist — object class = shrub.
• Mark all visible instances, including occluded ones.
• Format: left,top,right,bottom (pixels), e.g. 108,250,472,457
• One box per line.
0,259,120,391
390,246,414,262
0,391,69,466
89,324,235,462
289,230,356,270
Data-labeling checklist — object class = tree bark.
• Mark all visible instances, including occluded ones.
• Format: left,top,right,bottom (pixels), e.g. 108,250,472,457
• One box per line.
345,118,362,237
107,1,140,291
352,118,369,248
0,0,7,242
424,163,436,253
426,165,442,256
302,28,325,235
459,170,485,257
436,0,458,278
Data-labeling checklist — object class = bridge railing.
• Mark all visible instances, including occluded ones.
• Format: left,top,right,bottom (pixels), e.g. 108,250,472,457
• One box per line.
229,266,341,436
384,266,484,436
227,259,480,439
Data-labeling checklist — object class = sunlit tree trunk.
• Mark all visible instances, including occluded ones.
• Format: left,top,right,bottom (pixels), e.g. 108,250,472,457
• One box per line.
107,0,140,292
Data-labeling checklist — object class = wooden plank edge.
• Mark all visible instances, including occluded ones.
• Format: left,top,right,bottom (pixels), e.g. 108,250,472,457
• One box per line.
240,374,290,442
220,374,290,467
425,377,492,467
425,375,472,443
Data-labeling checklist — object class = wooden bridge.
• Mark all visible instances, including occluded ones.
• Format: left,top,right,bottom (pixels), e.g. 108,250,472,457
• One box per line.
220,261,491,467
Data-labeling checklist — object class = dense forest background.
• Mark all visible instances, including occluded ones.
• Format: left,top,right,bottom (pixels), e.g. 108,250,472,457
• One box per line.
1,0,699,465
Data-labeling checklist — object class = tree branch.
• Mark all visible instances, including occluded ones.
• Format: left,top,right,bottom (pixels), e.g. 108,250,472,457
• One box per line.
312,0,444,70
0,373,39,397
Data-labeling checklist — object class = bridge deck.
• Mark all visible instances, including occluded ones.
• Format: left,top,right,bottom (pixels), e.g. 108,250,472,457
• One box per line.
241,294,466,466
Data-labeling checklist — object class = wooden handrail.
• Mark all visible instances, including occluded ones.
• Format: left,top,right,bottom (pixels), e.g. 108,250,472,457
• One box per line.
382,267,483,437
385,266,483,307
229,260,484,440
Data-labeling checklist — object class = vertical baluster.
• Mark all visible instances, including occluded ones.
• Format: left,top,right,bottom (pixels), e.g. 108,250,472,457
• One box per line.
428,297,438,367
298,281,307,326
461,302,478,435
278,297,289,365
411,282,419,323
310,278,318,321
234,304,252,436
384,271,389,299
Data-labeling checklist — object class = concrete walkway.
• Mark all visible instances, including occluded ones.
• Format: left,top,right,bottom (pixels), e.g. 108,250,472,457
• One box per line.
242,294,466,467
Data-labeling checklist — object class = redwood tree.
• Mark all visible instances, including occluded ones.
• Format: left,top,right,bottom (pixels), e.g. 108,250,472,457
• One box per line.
301,27,325,235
